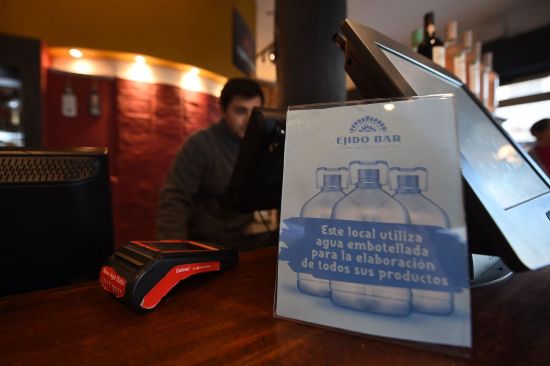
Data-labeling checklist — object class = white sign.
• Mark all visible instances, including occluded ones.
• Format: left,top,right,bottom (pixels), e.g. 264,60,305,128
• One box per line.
275,95,471,348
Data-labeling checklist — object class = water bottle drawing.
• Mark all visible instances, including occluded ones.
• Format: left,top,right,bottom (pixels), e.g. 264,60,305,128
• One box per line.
298,167,347,297
390,167,454,315
330,161,412,316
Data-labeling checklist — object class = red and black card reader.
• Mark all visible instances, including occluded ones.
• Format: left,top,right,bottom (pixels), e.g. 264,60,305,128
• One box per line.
99,240,238,311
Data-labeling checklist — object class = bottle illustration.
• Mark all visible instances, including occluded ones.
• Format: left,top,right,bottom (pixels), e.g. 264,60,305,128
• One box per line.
298,167,347,297
390,167,454,315
330,161,411,316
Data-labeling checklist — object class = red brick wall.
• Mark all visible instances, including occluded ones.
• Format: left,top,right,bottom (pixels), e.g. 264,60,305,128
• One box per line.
44,70,220,245
44,71,116,154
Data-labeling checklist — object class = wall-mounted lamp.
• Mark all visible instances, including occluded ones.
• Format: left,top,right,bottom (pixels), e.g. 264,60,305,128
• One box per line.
257,42,277,64
89,82,101,118
7,100,20,109
61,83,78,118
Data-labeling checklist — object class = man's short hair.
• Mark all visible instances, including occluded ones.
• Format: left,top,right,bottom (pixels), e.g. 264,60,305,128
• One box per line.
219,78,264,111
530,118,550,136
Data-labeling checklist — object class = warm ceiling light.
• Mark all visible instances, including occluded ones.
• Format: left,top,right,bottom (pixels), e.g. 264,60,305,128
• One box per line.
190,67,200,75
69,48,83,58
135,55,146,64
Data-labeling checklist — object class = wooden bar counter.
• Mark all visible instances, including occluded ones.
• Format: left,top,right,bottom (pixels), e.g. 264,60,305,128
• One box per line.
1,246,549,365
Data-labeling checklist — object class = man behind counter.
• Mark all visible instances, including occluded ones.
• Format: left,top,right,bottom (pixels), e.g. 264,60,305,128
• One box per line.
157,78,264,243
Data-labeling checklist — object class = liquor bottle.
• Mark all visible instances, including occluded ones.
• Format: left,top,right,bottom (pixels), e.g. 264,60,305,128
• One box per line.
462,30,473,86
467,41,482,98
298,167,347,297
463,31,480,97
444,21,466,82
481,52,500,113
330,161,412,316
417,12,445,68
389,167,454,315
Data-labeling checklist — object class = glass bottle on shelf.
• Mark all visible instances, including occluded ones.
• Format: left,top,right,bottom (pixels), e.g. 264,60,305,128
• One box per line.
481,52,500,113
462,30,473,85
463,31,481,98
467,41,482,99
417,12,445,68
444,21,466,83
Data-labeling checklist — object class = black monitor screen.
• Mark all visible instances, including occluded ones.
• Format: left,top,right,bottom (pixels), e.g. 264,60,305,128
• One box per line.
340,19,550,271
0,148,114,296
225,107,286,212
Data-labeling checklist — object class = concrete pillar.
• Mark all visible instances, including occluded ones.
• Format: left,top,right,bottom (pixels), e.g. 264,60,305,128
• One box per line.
275,0,346,108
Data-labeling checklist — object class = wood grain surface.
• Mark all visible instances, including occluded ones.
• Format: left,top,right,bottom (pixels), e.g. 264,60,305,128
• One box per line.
1,246,548,365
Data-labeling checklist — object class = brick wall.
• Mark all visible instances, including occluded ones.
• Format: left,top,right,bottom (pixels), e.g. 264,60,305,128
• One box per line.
44,70,220,245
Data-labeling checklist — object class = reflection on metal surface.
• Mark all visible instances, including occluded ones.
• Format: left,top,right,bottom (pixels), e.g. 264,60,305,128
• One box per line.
495,144,522,165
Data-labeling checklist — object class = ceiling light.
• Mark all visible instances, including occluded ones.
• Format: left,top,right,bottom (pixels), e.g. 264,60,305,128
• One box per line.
135,55,146,64
69,48,83,58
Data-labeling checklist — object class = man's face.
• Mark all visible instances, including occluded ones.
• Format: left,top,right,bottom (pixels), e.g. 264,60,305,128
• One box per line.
222,95,263,139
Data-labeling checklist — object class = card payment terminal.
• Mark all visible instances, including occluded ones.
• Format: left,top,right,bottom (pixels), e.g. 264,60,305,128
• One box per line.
100,240,238,311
